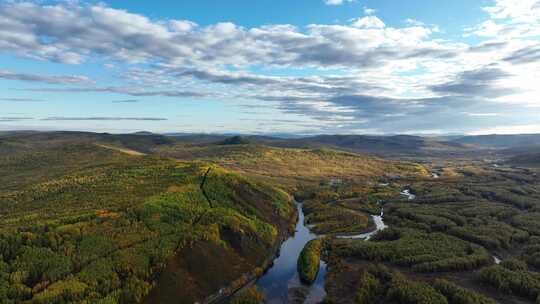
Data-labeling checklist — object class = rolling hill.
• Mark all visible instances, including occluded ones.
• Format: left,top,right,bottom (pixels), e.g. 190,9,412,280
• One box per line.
451,134,540,149
507,152,540,167
0,140,295,303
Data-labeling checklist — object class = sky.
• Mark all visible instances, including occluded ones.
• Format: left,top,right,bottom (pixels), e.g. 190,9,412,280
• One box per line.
0,0,539,135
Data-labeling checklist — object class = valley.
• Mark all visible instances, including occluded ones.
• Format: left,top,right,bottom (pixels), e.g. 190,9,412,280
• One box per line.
2,1,539,303
0,131,539,304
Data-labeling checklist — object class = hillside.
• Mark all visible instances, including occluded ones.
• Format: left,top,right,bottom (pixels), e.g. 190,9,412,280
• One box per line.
246,134,474,157
508,152,540,167
0,131,173,155
452,134,540,149
154,143,426,190
1,131,427,189
2,131,540,304
8,131,540,160
0,142,294,303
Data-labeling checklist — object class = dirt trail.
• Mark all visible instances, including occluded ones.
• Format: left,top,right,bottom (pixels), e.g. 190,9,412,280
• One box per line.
95,143,147,156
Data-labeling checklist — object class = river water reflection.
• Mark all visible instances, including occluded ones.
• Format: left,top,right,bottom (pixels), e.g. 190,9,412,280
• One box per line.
256,203,326,304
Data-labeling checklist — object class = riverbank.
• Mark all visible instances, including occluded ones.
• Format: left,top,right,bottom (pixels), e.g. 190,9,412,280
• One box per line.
336,210,387,240
214,192,393,303
255,202,321,303
201,204,299,304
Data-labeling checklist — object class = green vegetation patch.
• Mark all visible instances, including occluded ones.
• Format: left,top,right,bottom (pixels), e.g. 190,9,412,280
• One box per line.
480,265,540,301
0,145,294,303
433,279,497,304
386,202,530,251
297,238,324,284
303,200,372,235
355,264,448,304
337,228,490,273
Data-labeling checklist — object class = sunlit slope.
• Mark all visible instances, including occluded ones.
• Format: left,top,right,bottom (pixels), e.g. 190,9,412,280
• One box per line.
0,144,294,303
156,143,427,189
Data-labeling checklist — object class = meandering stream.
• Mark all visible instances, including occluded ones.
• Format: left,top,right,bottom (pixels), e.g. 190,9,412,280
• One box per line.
256,201,387,303
400,188,416,200
336,209,387,240
256,202,326,304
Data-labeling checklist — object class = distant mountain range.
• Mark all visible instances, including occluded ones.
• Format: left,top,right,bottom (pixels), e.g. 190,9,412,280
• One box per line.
3,130,540,160
450,134,540,148
166,132,540,148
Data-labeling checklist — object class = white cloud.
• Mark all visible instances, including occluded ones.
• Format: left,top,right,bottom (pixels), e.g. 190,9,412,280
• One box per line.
364,7,376,15
471,0,540,39
0,0,539,134
352,16,386,28
169,20,198,32
0,69,90,84
484,0,540,22
324,0,352,6
462,112,501,117
0,1,449,70
405,18,425,26
469,124,540,135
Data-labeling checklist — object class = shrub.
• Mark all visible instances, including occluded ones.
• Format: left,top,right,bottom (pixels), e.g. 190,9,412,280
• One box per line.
480,265,540,300
433,279,497,304
355,272,383,304
32,279,88,304
13,247,72,286
388,276,448,304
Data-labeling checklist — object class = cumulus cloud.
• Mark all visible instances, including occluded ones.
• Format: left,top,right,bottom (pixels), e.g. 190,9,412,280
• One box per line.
471,0,540,39
352,16,385,28
0,0,538,134
0,1,453,70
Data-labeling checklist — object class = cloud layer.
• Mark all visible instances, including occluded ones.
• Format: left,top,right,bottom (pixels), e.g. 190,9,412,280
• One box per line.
0,1,538,134
0,70,89,84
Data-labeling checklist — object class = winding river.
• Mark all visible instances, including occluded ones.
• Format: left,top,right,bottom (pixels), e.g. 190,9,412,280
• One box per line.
400,189,416,200
255,202,387,303
256,203,326,304
336,209,387,240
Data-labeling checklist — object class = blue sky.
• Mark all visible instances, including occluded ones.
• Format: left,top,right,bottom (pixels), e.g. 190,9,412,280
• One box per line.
0,0,539,135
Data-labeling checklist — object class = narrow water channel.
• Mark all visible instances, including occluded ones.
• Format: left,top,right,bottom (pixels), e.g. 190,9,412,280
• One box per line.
256,203,326,304
336,209,387,240
256,201,387,303
400,189,416,200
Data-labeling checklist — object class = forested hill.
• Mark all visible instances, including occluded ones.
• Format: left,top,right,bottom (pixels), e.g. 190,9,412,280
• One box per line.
0,142,295,303
452,134,540,148
508,152,540,167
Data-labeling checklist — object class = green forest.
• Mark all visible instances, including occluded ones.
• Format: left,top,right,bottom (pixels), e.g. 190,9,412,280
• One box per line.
0,142,294,303
1,132,540,304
